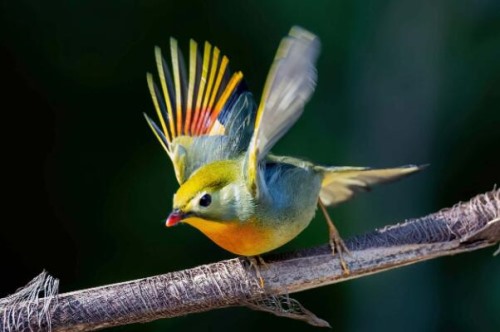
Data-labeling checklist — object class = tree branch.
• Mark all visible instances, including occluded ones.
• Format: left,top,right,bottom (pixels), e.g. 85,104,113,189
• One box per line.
1,190,499,331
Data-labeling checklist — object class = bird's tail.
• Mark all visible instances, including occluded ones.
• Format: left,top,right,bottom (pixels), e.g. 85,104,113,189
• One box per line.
315,164,426,206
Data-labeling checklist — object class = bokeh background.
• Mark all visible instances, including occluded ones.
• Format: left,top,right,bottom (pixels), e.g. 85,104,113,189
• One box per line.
1,0,499,331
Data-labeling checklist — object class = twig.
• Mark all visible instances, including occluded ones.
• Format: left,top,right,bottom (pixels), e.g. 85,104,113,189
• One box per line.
1,190,498,331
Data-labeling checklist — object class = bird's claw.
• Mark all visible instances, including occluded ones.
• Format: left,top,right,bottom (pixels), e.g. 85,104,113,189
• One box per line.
247,256,266,288
319,199,351,275
329,231,351,275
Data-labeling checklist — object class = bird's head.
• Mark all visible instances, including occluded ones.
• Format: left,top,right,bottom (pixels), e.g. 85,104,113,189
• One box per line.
166,159,253,227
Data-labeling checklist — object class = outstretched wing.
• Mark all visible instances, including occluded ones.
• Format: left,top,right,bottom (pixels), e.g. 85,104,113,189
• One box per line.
145,38,256,184
245,26,320,197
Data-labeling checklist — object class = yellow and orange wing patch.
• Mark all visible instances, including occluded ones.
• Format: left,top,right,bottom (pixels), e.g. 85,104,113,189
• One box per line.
145,38,244,157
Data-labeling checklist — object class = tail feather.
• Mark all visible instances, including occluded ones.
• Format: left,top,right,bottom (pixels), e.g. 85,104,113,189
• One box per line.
317,165,426,206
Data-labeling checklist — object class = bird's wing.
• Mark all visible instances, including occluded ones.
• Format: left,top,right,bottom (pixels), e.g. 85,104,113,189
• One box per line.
316,165,425,206
145,38,256,184
245,26,321,197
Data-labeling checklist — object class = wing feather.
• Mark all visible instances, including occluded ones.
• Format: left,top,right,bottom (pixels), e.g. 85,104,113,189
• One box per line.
146,73,172,145
145,37,254,183
185,40,198,134
246,26,321,196
154,47,176,138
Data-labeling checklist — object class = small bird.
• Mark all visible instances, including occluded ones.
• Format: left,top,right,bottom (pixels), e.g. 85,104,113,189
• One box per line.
144,27,422,271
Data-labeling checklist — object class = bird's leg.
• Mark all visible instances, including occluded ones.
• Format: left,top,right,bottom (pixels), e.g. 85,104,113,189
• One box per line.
318,199,351,275
247,256,267,288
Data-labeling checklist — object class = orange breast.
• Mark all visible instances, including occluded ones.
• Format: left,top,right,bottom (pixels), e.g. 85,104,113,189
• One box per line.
183,217,279,256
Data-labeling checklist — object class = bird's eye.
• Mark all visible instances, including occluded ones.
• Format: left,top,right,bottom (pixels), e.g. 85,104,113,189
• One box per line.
199,193,212,207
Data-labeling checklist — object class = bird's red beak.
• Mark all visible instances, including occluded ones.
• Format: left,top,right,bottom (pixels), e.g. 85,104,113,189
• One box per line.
166,210,184,227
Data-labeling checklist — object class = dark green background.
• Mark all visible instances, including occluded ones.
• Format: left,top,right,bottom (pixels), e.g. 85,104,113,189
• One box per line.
1,0,499,331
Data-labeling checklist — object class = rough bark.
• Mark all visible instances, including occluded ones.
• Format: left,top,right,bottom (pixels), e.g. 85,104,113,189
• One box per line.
1,190,498,331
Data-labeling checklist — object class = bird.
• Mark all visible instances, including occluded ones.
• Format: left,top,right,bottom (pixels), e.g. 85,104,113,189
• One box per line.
144,26,423,272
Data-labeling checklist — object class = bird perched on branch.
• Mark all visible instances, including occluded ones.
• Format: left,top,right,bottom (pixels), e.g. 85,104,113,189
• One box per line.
144,26,423,272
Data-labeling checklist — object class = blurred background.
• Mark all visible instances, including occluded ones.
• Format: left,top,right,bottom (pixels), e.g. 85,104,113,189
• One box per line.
1,0,499,331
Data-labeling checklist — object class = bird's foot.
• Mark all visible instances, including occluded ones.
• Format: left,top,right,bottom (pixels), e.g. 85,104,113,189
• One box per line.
319,200,351,275
247,256,267,288
329,228,351,275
